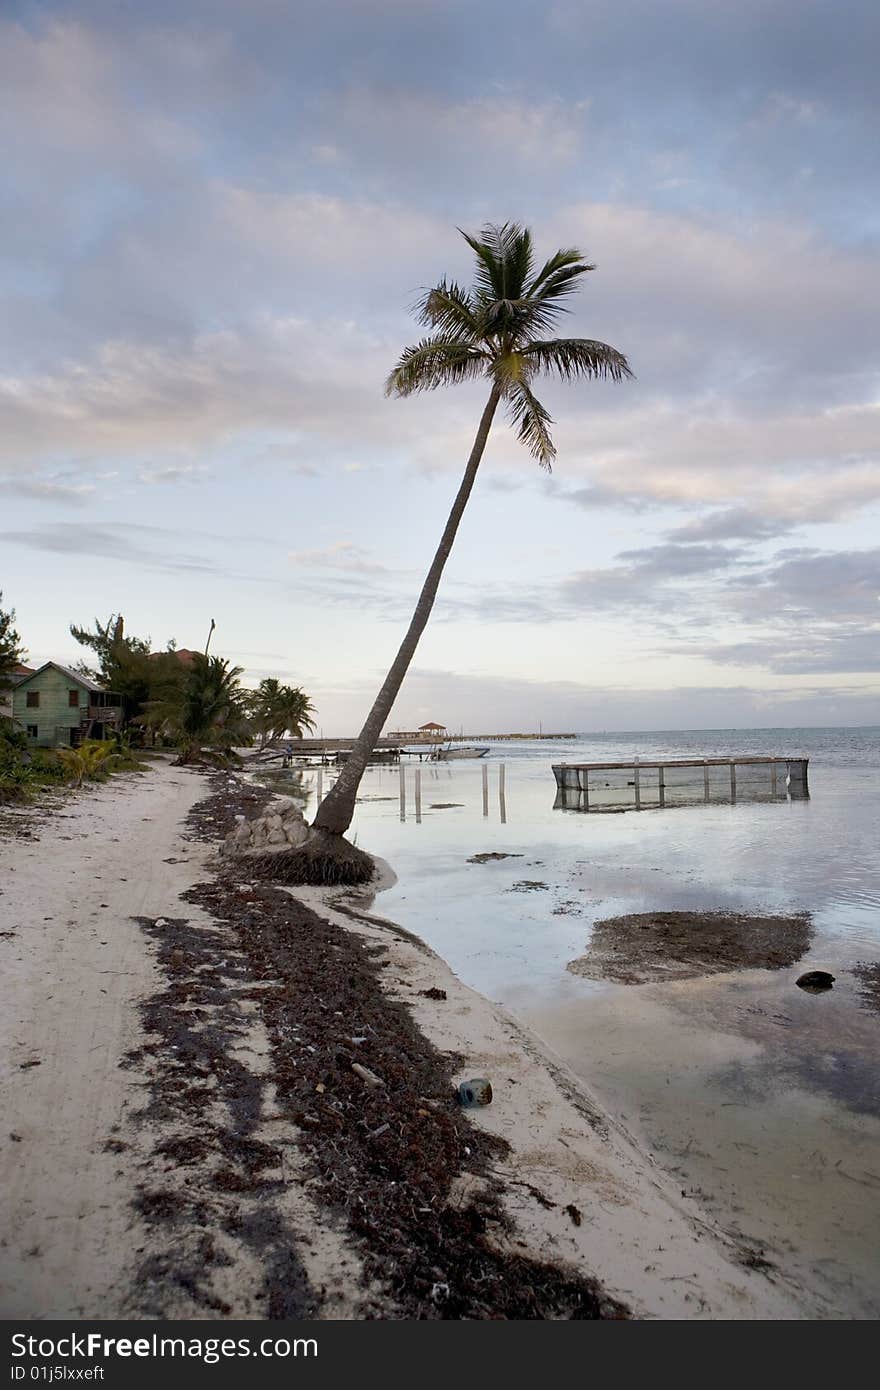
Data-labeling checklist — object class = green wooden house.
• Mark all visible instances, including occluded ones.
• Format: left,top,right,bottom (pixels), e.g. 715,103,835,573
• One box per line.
11,663,123,748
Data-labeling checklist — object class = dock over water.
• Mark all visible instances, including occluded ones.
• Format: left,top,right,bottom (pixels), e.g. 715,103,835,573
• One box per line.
553,755,809,813
251,733,576,766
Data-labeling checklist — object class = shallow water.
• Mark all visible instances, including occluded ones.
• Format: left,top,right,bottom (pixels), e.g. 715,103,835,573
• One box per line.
274,727,880,1315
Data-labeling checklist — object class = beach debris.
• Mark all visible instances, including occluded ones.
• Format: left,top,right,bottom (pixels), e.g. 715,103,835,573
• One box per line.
429,802,465,809
457,1078,493,1107
351,1062,385,1088
564,1203,583,1227
419,987,447,1000
431,1282,451,1304
796,969,835,992
508,880,549,893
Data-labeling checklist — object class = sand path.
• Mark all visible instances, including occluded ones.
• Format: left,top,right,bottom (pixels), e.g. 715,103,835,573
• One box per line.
0,761,211,1317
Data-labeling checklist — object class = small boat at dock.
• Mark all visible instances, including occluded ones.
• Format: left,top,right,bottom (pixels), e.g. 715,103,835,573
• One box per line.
430,743,490,760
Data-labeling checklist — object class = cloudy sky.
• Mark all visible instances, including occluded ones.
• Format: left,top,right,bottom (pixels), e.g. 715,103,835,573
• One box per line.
2,0,878,732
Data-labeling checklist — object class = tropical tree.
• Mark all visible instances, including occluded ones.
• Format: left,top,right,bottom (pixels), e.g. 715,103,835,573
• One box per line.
146,654,250,763
249,678,317,748
70,615,152,730
0,592,26,697
302,221,631,879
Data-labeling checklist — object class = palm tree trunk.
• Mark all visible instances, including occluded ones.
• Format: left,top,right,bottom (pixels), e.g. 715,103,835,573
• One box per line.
313,382,502,837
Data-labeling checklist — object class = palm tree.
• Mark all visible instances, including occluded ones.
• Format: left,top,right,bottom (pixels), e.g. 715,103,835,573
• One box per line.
147,654,250,762
300,222,631,878
251,678,317,747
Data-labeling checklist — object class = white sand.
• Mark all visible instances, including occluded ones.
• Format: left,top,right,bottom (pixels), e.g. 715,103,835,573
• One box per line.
0,761,211,1316
2,767,813,1318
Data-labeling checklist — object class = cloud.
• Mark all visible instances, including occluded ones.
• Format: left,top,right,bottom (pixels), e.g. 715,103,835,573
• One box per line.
658,546,880,674
4,476,96,504
665,508,793,542
287,542,388,574
0,520,272,582
693,631,880,675
728,546,880,623
556,543,745,620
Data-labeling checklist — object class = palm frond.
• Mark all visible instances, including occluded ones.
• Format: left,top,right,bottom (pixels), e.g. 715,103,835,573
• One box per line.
495,223,534,297
506,380,556,469
522,337,633,382
415,279,481,339
459,222,534,301
459,227,504,301
526,247,590,296
530,262,594,311
482,295,569,340
385,337,488,396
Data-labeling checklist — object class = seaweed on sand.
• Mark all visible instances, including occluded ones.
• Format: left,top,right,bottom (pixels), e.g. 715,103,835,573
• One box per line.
168,772,628,1319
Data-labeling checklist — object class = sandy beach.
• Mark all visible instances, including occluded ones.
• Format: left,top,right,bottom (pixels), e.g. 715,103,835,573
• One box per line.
0,758,828,1319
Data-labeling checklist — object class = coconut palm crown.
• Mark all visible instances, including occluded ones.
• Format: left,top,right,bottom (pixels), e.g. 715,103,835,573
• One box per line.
387,221,632,467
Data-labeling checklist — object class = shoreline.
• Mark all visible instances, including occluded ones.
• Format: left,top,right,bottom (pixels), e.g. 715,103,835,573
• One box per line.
1,761,813,1318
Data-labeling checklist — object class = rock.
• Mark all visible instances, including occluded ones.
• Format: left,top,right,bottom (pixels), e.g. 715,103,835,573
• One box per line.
273,797,302,817
267,829,286,845
285,821,309,847
266,814,283,832
796,970,835,992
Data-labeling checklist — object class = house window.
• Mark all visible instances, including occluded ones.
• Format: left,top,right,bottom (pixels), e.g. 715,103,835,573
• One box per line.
26,690,40,708
27,724,38,738
68,689,80,708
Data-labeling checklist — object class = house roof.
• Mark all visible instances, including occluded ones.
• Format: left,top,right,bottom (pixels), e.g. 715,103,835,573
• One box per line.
419,721,446,730
148,648,199,667
14,661,106,694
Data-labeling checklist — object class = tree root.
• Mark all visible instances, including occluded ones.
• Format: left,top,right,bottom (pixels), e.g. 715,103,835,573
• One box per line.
245,829,376,886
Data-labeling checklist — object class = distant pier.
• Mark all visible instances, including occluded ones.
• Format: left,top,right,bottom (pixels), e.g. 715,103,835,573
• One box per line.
553,755,809,813
251,732,576,766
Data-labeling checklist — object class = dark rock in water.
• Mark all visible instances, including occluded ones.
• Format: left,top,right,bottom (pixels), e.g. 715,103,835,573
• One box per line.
467,852,524,864
796,969,835,992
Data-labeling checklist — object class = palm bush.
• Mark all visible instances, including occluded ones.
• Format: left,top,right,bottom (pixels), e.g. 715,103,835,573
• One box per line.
57,740,115,788
146,654,251,763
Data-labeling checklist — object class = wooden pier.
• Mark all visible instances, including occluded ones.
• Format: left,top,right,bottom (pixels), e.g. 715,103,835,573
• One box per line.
250,732,576,767
553,756,809,812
